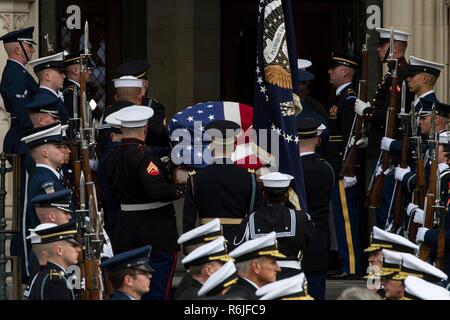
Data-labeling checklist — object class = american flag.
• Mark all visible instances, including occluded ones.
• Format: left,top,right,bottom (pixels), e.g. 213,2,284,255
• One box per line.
168,101,268,169
253,0,308,210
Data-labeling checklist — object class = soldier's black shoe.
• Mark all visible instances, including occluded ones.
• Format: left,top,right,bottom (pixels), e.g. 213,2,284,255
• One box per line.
329,271,352,279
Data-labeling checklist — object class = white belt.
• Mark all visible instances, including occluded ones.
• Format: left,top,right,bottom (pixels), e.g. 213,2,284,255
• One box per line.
277,260,301,270
120,202,172,211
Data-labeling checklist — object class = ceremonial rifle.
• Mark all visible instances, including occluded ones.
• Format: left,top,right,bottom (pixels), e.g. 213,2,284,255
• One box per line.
419,104,438,261
366,27,399,208
340,36,368,178
407,103,425,241
435,158,446,270
78,21,104,300
391,81,409,232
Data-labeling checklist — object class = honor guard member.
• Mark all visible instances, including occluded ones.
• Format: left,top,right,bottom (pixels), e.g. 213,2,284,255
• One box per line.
326,51,363,278
174,219,223,299
297,118,334,299
25,95,61,127
355,28,414,228
96,76,143,157
394,100,450,193
177,236,230,300
21,122,69,276
227,232,284,299
233,172,314,279
105,105,184,300
23,223,57,299
197,260,238,298
183,120,260,244
28,52,68,124
100,245,153,300
62,50,93,119
0,27,38,282
404,276,450,300
256,273,313,300
28,221,81,300
117,60,169,149
379,56,445,165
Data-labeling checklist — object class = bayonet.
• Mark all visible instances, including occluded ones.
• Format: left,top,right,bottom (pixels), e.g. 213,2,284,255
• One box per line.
399,81,406,115
44,34,54,54
84,21,89,55
73,85,79,119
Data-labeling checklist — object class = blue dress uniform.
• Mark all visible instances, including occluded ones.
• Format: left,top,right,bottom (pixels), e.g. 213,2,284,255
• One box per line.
0,28,38,282
326,52,363,277
105,106,183,300
20,122,69,277
100,245,154,300
362,29,414,228
28,222,80,300
183,120,260,244
234,172,314,280
28,51,69,124
297,118,335,299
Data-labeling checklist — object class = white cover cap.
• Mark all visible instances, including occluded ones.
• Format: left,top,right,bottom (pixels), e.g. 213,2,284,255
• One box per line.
229,231,285,262
297,59,312,70
27,223,58,244
114,105,154,128
400,253,448,281
177,218,222,245
259,172,294,188
256,273,310,300
409,56,445,75
181,236,229,266
376,28,411,42
404,276,450,300
197,260,237,296
113,76,144,88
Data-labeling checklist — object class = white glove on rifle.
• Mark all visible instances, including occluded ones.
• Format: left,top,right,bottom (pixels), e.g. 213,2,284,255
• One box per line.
348,136,356,148
355,99,371,116
438,163,449,174
343,176,357,188
380,137,395,151
374,164,383,177
356,137,368,148
413,208,425,225
406,203,419,217
385,222,394,233
416,227,428,243
394,166,410,181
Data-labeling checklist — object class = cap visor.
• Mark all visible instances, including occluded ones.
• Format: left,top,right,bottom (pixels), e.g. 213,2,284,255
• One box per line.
135,264,154,273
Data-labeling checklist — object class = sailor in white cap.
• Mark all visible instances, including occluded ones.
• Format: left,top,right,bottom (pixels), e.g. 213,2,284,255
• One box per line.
256,272,313,300
174,219,224,300
404,275,450,300
113,76,144,106
233,172,313,283
197,260,238,297
29,52,69,124
176,236,230,300
227,232,284,299
103,105,186,300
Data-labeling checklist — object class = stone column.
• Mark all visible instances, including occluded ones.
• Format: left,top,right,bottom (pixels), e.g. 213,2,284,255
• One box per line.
383,0,449,102
0,0,38,225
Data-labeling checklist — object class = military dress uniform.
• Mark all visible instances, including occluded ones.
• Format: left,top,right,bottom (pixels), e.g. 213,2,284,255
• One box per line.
297,118,335,299
105,105,182,300
326,52,363,277
28,222,80,300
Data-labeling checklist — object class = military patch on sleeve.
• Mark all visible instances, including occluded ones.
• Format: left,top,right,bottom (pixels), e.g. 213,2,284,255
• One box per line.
41,182,55,194
146,161,160,176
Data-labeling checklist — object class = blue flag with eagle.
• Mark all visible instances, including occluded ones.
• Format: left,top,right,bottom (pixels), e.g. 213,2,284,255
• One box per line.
253,0,308,211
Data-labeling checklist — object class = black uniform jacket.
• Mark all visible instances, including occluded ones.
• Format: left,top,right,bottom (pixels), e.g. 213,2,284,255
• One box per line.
28,262,76,300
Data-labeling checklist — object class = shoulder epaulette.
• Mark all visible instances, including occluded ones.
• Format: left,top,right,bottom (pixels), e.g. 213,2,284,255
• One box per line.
248,169,255,174
49,269,64,280
149,96,159,103
188,170,196,176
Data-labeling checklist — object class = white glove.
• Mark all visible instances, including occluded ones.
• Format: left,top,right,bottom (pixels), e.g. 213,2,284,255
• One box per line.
416,227,428,243
348,136,356,148
355,99,370,116
380,137,395,151
344,176,357,188
438,163,449,173
356,137,368,148
374,164,383,177
385,222,394,233
406,203,419,217
394,166,411,181
89,159,98,171
413,208,425,225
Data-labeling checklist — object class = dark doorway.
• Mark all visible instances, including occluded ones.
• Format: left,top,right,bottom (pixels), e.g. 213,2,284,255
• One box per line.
221,0,359,109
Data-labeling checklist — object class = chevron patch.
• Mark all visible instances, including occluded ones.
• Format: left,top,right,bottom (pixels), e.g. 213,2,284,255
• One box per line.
146,161,160,176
